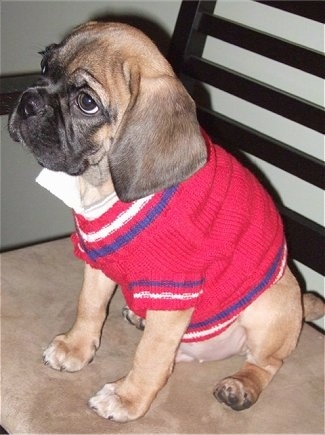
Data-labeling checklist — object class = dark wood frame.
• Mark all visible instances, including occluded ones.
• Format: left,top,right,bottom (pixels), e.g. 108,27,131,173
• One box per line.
168,0,324,276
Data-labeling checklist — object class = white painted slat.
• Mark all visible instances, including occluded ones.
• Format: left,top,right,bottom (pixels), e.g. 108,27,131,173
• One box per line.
214,0,324,52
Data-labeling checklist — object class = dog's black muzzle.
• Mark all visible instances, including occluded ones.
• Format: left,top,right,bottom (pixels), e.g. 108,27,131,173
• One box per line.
8,82,97,177
8,85,53,144
18,88,52,120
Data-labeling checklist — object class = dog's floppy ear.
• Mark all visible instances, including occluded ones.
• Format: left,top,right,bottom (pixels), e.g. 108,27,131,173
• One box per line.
109,66,207,202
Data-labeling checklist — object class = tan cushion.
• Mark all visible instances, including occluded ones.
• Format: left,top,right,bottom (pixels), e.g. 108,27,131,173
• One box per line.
2,238,324,433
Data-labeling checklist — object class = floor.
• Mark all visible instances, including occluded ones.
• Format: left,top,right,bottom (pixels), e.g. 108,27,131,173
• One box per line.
1,238,324,434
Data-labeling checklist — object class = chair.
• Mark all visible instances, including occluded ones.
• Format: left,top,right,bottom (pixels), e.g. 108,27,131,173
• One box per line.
168,0,324,277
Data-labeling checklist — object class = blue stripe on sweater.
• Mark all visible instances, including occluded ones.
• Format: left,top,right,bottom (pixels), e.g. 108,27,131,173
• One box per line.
81,186,178,261
188,243,285,330
129,278,205,290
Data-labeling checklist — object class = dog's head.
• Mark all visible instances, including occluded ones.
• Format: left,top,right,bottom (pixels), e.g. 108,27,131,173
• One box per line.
9,22,207,202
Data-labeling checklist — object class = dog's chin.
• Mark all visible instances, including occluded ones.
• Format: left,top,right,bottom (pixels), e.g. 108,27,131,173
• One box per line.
66,165,89,176
37,157,89,177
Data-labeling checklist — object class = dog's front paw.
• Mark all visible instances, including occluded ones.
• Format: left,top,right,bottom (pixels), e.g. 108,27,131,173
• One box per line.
214,377,256,410
89,383,137,422
43,333,98,372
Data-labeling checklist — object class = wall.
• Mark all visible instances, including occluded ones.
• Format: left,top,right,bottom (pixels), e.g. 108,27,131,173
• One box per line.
1,0,181,249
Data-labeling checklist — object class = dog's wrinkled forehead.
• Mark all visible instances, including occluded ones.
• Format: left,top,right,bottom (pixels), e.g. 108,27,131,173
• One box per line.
42,22,173,84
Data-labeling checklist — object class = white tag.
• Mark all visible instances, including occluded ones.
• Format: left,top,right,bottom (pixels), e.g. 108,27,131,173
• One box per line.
36,168,82,211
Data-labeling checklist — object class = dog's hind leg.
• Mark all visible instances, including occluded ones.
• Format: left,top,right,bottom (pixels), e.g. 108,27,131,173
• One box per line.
214,266,302,410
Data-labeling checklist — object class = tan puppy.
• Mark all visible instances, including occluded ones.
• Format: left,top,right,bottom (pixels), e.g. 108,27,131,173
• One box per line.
8,22,324,422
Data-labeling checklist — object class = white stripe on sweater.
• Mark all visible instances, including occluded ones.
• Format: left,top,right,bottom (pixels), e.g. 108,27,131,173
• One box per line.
76,194,154,242
274,243,287,283
183,315,238,341
133,290,203,301
80,192,119,219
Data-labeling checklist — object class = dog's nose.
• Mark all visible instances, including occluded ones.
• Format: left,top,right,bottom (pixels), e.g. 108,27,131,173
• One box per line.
19,89,45,118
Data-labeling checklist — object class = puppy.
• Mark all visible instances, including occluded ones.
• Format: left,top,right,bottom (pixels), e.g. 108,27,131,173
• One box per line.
8,22,324,422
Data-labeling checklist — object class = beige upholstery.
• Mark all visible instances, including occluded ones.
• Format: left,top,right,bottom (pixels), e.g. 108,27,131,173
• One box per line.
2,238,324,433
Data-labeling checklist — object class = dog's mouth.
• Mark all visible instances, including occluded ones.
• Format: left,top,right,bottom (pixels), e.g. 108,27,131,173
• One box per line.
11,120,90,176
67,166,88,176
37,157,89,176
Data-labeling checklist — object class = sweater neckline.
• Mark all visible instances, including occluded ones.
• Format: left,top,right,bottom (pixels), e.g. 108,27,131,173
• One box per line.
77,131,213,221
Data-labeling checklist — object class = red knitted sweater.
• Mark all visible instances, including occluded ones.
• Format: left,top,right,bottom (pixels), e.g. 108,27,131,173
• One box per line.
72,131,286,342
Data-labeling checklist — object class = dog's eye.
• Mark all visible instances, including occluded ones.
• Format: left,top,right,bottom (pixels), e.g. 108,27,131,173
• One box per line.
77,92,99,115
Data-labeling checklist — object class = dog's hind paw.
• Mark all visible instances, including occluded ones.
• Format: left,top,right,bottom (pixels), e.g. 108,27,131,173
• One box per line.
213,377,255,411
122,306,145,330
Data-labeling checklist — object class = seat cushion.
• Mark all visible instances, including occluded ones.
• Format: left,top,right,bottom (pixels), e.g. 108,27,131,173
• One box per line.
2,238,324,433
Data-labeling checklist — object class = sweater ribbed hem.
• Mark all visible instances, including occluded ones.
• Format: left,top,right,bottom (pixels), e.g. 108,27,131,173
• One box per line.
182,242,287,342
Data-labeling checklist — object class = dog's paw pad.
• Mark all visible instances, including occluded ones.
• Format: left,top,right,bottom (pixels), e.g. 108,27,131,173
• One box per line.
213,377,254,411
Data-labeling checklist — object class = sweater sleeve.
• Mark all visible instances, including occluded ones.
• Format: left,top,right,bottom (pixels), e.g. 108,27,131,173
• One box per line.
119,206,220,317
125,273,205,315
71,224,205,317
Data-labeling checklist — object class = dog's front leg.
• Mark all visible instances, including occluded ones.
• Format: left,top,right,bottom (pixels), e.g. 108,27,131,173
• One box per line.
89,308,193,422
43,264,116,372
